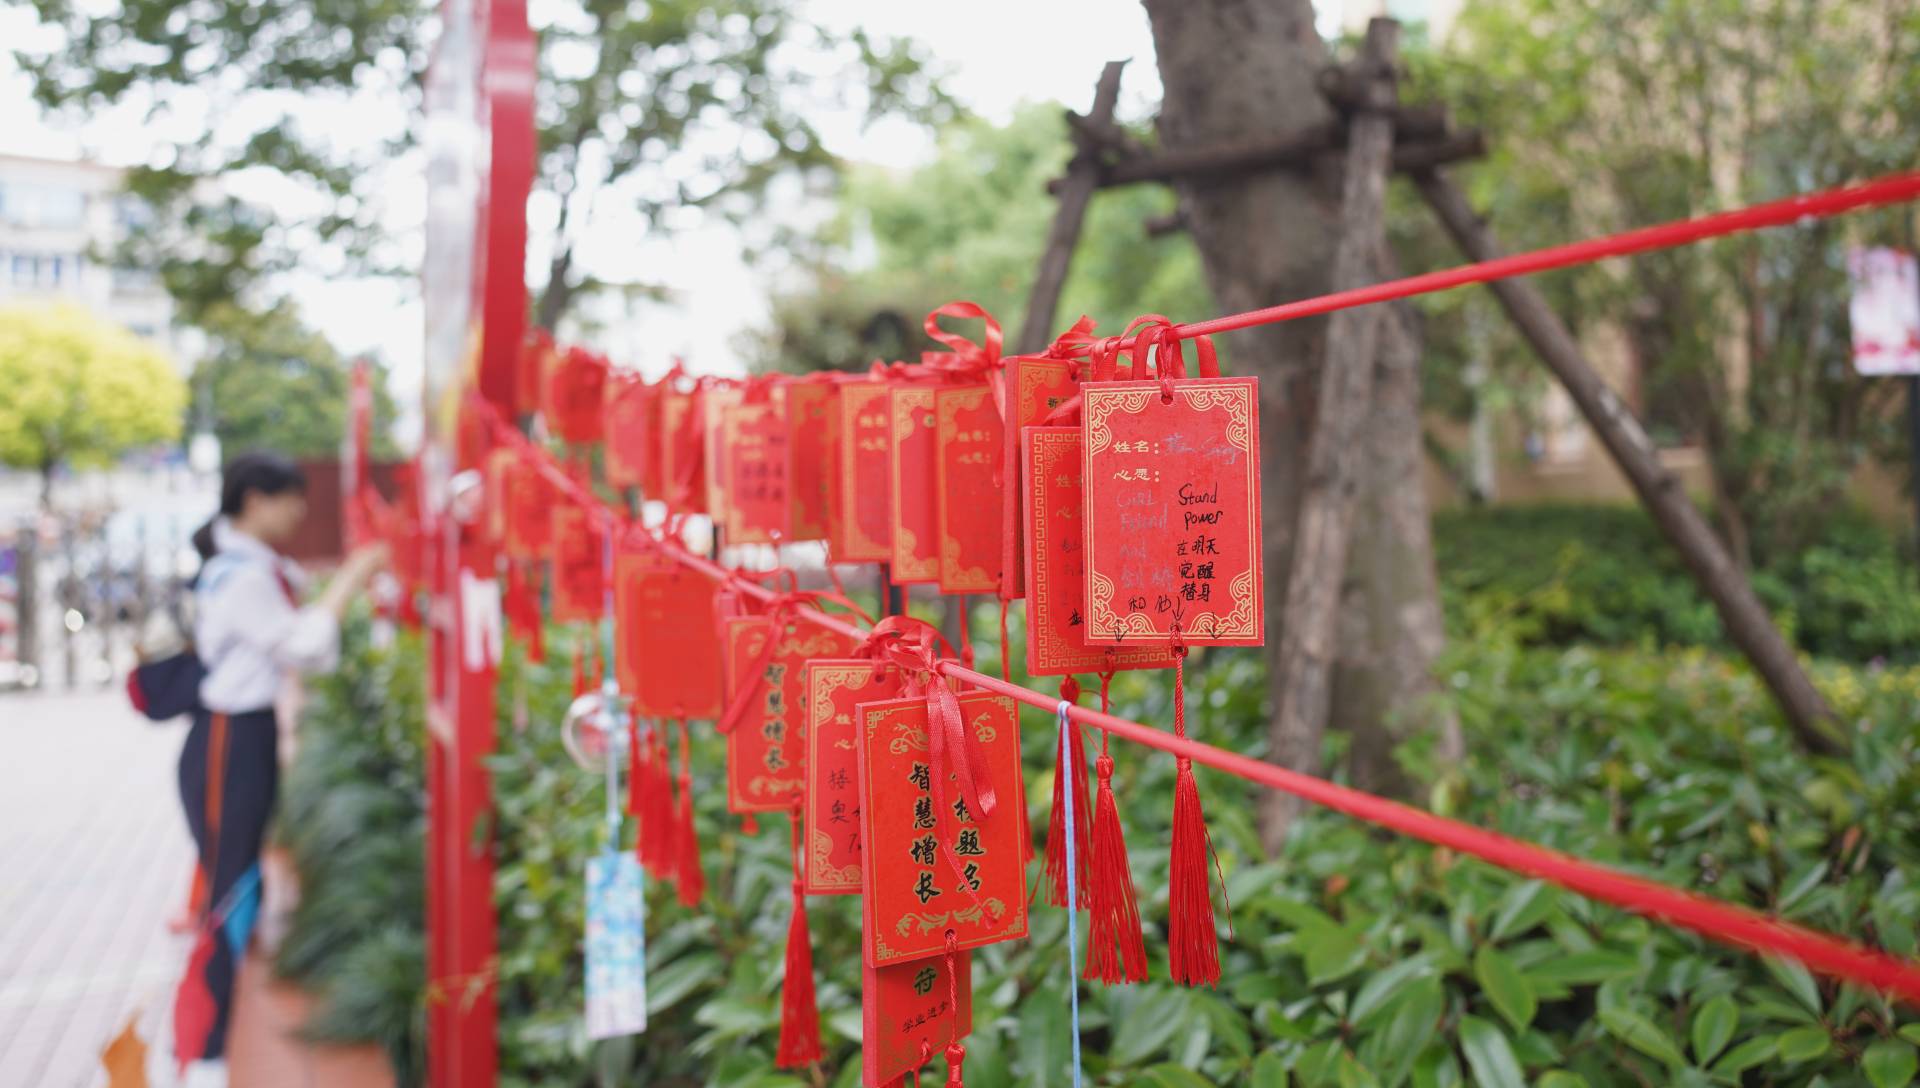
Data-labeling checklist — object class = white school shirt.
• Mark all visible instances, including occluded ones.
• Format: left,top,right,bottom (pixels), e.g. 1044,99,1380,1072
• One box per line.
195,519,340,714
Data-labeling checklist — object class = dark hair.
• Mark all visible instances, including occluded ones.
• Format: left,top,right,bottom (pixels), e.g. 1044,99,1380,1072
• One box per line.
191,452,308,562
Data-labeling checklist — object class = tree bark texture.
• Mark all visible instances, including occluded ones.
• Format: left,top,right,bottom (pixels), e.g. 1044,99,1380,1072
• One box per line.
1142,0,1459,853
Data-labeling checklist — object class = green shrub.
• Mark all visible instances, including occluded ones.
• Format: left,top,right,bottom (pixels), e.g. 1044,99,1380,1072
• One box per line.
486,609,1920,1087
1434,504,1920,663
276,615,429,1086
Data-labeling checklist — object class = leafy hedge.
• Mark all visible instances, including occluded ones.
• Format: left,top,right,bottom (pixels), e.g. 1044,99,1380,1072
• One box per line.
485,611,1920,1087
275,616,429,1085
1434,504,1920,663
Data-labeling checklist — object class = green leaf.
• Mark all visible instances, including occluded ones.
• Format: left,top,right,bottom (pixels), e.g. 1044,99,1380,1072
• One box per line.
1016,994,1069,1086
1305,924,1368,985
1776,1025,1831,1062
1709,1036,1776,1077
1689,994,1737,1064
1525,950,1638,987
1349,953,1438,1027
1457,1015,1526,1088
1111,988,1190,1066
1251,1050,1290,1088
1597,1008,1686,1068
1865,1040,1920,1088
646,952,723,1015
1763,956,1823,1015
1901,1024,1920,1047
1138,1062,1216,1088
1489,881,1557,941
1473,945,1536,1032
1535,1074,1588,1088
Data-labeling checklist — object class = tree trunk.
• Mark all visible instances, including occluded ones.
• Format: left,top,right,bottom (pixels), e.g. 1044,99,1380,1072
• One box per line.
1142,0,1458,853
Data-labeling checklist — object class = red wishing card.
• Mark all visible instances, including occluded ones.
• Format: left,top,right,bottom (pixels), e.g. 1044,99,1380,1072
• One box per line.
602,376,654,490
615,552,726,718
835,380,893,563
658,387,707,515
702,387,742,531
861,951,973,1088
888,386,940,584
723,397,791,545
856,693,1028,967
1082,378,1264,646
500,458,555,560
802,660,905,895
786,382,834,543
1022,427,1176,676
640,381,666,500
722,618,860,814
548,504,603,623
933,384,1002,595
1000,356,1079,601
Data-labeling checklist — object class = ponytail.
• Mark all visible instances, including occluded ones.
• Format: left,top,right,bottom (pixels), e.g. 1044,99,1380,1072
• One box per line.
191,517,219,564
192,451,307,577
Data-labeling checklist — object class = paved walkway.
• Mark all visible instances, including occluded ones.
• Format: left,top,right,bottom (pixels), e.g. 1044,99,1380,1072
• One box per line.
0,691,394,1088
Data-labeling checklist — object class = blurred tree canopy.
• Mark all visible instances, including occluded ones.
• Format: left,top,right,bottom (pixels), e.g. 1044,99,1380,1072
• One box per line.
1400,0,1920,564
15,0,953,333
191,302,402,462
0,304,184,503
741,103,1213,373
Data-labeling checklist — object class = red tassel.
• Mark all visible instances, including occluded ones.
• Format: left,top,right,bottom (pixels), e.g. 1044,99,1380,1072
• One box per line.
571,640,587,698
1084,739,1149,984
997,599,1011,683
776,799,822,1068
627,717,644,821
1166,648,1226,988
646,725,674,877
943,1042,966,1086
673,718,704,906
1044,679,1092,909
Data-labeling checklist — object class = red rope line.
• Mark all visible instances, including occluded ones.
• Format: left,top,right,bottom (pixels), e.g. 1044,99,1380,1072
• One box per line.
1138,169,1920,348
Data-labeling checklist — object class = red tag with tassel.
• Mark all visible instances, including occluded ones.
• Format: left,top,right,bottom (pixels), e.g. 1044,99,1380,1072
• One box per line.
550,504,603,624
802,660,905,895
859,944,972,1087
719,615,858,814
614,549,726,719
602,373,655,491
722,390,792,545
888,383,941,584
786,380,835,542
776,797,823,1068
932,382,1002,594
658,383,707,516
833,378,894,562
673,718,704,906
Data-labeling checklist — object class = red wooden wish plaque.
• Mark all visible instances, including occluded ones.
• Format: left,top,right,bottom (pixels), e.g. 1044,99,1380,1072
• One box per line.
722,395,791,545
888,385,940,584
498,455,555,560
860,950,973,1088
701,385,743,531
1000,354,1078,600
856,692,1028,967
933,383,1003,595
721,617,859,814
548,503,603,624
657,385,706,516
786,380,834,543
614,550,725,718
802,659,905,894
602,375,655,490
834,379,893,563
1081,378,1264,646
1022,426,1175,676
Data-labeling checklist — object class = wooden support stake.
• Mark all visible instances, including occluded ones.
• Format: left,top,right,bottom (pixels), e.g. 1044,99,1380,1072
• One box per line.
1269,17,1401,828
1018,60,1127,355
1414,169,1844,755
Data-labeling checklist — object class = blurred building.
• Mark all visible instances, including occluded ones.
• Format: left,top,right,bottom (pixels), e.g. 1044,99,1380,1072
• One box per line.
0,152,181,364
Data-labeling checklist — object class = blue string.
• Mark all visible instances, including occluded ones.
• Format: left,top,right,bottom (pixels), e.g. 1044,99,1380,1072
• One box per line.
1058,700,1083,1088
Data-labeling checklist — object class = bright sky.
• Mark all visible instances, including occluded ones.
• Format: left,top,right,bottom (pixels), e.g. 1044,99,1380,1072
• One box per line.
0,0,1347,438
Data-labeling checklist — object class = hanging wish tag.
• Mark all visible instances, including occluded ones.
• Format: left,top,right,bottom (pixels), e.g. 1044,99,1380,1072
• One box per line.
615,551,726,718
1022,427,1175,676
721,617,860,814
603,375,655,491
658,385,707,516
856,692,1028,967
497,455,556,560
889,384,941,584
723,395,791,544
1000,354,1080,600
550,504,603,624
933,383,1003,595
702,386,744,532
585,851,648,1040
787,381,835,542
1081,377,1264,646
834,379,893,563
860,949,973,1088
802,660,905,894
